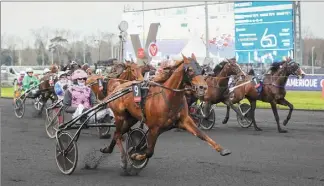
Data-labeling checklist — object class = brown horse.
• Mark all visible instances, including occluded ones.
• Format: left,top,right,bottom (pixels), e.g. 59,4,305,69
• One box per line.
197,58,246,121
50,64,59,73
87,62,144,101
140,61,156,75
100,54,230,172
36,66,59,116
223,58,306,133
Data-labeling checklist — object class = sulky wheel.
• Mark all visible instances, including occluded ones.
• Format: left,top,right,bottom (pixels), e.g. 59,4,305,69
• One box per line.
45,108,60,139
55,131,78,175
34,96,43,111
199,107,216,130
124,128,149,176
14,98,25,118
236,103,253,128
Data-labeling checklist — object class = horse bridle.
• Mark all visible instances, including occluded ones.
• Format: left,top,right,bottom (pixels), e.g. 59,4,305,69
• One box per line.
286,61,301,76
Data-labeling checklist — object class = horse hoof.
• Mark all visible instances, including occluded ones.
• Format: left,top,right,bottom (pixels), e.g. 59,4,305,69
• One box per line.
222,118,229,124
100,148,109,153
120,158,127,169
220,149,231,156
279,129,288,133
283,120,288,126
255,127,263,131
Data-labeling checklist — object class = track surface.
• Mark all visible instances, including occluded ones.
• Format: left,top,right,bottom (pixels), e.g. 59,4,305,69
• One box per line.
1,98,324,186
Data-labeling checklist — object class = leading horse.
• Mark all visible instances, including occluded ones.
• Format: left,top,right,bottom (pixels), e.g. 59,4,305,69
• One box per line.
100,54,231,174
223,58,306,133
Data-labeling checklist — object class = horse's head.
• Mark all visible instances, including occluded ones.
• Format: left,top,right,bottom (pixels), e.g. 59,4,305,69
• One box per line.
141,61,157,75
182,53,208,97
280,60,306,79
213,58,246,77
81,63,90,72
39,72,58,90
50,64,59,73
119,62,144,81
201,64,213,76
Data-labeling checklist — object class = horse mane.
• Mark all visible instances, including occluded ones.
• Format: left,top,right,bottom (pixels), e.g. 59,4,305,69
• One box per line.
248,69,255,76
213,61,228,75
152,59,188,83
119,62,140,80
268,61,286,74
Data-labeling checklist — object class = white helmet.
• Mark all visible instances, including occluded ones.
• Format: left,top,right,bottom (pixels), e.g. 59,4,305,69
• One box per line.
43,68,50,74
20,71,26,75
58,71,67,78
26,68,33,73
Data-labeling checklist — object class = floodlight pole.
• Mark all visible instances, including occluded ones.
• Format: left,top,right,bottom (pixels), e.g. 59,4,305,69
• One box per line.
205,2,210,58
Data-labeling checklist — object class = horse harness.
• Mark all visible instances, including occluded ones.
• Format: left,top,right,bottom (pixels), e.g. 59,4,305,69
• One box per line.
132,81,186,125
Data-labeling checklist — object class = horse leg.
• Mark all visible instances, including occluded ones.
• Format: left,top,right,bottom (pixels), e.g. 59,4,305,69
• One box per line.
270,102,287,133
131,126,159,161
277,98,293,126
222,104,230,124
224,100,244,119
179,115,231,156
247,98,262,131
100,117,137,154
102,116,128,169
37,94,48,116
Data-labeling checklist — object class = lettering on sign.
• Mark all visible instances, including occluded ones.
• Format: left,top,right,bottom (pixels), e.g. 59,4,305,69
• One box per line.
286,79,318,88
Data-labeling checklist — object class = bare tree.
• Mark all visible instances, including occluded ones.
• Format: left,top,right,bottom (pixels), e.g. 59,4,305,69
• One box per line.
1,33,7,49
51,28,70,63
3,35,18,65
302,26,315,39
30,27,51,65
15,36,25,66
69,31,80,60
90,30,116,61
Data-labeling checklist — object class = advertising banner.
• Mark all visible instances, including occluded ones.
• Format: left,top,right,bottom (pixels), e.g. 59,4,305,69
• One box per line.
285,75,324,91
234,1,294,64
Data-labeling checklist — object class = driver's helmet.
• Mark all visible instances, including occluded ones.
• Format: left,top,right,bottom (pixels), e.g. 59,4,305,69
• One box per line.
43,68,50,74
71,69,88,80
26,68,33,73
58,71,67,78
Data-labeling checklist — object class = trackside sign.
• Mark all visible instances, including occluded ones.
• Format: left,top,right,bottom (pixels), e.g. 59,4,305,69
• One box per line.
285,75,324,91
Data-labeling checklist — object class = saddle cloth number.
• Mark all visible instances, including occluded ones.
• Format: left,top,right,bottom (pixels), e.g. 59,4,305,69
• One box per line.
132,84,141,103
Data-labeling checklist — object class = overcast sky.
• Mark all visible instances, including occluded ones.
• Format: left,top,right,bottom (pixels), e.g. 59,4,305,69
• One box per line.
1,1,324,45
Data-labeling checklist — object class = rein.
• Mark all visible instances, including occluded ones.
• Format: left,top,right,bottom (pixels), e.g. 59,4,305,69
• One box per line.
148,80,192,92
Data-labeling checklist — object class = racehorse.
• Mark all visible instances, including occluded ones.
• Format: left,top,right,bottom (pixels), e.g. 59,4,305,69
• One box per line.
222,58,306,133
140,61,156,75
36,64,60,116
87,62,144,101
106,62,144,96
198,58,246,121
100,54,231,172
